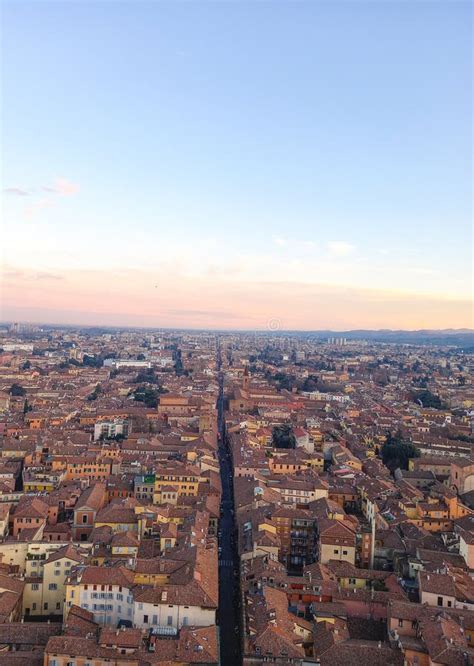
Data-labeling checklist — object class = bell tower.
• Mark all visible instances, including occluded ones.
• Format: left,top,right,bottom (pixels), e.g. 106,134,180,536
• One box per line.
242,364,250,393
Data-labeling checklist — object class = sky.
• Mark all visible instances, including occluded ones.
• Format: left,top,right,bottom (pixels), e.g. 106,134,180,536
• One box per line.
1,0,472,331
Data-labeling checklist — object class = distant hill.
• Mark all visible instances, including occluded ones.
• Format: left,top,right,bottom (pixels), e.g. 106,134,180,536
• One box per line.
305,329,474,348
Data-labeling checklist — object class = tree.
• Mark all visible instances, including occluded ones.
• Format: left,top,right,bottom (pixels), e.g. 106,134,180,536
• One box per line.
82,354,102,368
381,430,420,472
272,424,296,450
9,384,25,397
134,368,159,384
272,372,294,391
131,386,161,408
87,384,102,401
412,389,447,410
301,376,318,392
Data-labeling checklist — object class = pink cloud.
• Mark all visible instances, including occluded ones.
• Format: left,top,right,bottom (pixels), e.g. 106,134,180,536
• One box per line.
54,178,80,197
44,177,80,196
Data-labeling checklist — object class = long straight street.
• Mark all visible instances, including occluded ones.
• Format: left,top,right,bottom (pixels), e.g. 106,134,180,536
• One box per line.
216,342,241,665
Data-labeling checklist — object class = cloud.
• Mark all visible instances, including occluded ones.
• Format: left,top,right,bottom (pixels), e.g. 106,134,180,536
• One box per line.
1,266,65,282
25,197,54,218
43,177,80,196
7,177,81,217
4,178,79,201
3,187,31,196
327,241,355,257
35,271,65,281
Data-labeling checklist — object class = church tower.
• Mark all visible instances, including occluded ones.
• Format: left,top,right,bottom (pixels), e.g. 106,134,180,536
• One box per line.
242,364,250,393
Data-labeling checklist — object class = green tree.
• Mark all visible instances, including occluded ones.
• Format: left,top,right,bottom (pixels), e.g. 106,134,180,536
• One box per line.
131,386,161,408
382,430,420,472
412,389,446,410
272,424,296,450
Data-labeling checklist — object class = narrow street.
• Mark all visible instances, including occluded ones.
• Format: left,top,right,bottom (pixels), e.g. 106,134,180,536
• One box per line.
216,340,242,665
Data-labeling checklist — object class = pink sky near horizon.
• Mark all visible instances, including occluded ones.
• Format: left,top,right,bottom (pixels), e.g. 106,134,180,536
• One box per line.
1,267,472,331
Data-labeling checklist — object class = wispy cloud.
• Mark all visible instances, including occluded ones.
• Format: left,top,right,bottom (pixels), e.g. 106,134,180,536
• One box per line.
3,187,31,196
25,197,55,218
4,177,82,217
1,266,65,282
327,241,355,257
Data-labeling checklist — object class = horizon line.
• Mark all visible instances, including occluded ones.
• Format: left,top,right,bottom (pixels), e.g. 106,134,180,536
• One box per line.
1,319,472,336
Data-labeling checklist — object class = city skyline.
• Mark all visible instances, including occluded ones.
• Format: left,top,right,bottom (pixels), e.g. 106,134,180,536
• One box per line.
2,1,472,329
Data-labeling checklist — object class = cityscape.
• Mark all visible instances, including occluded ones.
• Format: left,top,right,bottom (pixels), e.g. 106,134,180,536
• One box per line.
1,1,473,665
0,325,471,665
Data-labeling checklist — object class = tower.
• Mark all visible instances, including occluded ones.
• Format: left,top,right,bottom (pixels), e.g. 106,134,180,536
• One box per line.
242,365,250,393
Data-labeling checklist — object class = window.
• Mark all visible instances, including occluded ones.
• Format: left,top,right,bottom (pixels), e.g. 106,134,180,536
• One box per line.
342,550,348,555
167,615,173,625
82,514,88,524
49,583,57,590
143,614,149,623
334,549,339,554
437,596,443,607
32,583,39,591
43,603,48,610
398,619,403,628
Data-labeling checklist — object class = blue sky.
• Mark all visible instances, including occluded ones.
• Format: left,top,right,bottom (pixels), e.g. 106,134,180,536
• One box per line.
1,1,472,329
